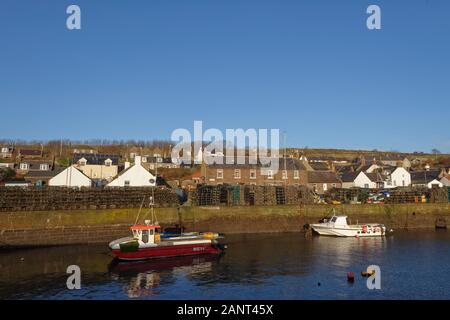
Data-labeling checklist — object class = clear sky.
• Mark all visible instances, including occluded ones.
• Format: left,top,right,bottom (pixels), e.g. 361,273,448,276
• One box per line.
0,0,449,153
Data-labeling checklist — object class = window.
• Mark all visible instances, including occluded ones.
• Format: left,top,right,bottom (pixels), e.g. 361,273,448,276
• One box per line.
323,183,328,191
234,169,241,179
282,170,288,179
332,183,336,188
20,163,28,170
141,157,147,163
217,169,223,179
124,180,130,187
40,164,49,171
141,230,149,243
294,170,299,179
267,170,273,179
250,169,256,179
105,159,112,167
364,183,369,188
79,160,86,166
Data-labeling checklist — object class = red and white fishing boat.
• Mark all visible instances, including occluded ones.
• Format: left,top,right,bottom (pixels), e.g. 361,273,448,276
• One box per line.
109,191,226,261
109,222,225,261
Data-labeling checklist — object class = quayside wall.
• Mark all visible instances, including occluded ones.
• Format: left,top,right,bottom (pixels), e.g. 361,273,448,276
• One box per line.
0,203,449,247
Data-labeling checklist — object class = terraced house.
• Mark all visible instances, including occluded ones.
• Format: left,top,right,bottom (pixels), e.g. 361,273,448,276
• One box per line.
202,156,308,186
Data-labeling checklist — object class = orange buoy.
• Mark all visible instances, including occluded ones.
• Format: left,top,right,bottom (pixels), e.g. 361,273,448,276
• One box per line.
347,272,355,282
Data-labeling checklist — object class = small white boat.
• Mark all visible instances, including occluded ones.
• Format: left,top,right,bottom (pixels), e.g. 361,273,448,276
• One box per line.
311,215,386,237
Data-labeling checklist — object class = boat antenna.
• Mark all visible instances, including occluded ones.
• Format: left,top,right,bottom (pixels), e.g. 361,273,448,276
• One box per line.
151,188,159,225
142,188,159,225
134,196,146,225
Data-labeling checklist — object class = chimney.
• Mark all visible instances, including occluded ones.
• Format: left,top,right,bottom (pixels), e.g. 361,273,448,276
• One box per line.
124,161,130,170
135,155,141,166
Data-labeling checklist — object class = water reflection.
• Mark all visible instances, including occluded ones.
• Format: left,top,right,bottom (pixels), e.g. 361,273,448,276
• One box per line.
311,236,388,269
108,255,220,299
1,231,450,299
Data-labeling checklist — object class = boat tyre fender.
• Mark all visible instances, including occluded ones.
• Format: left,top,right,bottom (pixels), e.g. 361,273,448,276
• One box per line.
213,243,227,251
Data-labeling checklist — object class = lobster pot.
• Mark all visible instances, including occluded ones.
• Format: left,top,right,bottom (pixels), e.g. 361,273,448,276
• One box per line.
275,186,286,205
0,186,180,211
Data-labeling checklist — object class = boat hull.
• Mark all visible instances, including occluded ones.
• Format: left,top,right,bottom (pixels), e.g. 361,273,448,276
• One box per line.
111,242,221,261
311,225,385,237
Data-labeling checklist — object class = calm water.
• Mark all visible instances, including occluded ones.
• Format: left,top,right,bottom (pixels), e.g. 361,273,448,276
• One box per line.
1,231,450,300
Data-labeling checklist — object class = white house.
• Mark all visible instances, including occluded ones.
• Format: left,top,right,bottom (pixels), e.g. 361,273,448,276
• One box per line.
49,166,92,187
107,156,156,187
427,179,444,188
411,170,443,188
440,176,450,187
384,167,411,188
341,171,377,189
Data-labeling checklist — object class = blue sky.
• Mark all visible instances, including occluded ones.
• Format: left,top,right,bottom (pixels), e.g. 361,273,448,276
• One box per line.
0,0,449,152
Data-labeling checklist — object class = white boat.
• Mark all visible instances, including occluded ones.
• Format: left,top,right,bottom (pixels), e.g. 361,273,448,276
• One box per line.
310,215,386,237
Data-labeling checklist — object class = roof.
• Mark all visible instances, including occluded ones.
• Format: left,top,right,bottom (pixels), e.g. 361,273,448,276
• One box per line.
145,156,173,164
25,168,63,178
19,160,53,170
411,170,441,184
365,172,386,182
335,165,355,174
340,171,361,182
307,156,336,162
192,171,202,179
309,162,330,171
19,149,42,156
130,224,160,230
308,171,341,183
73,153,119,165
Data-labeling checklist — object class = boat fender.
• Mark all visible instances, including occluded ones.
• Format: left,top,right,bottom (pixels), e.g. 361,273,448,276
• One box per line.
213,243,227,251
203,232,214,239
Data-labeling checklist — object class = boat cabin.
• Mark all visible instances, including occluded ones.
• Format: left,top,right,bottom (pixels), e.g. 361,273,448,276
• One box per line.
328,216,349,227
130,223,161,245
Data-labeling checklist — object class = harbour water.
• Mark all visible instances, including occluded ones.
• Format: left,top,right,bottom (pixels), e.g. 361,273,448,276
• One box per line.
1,230,450,300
